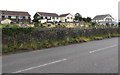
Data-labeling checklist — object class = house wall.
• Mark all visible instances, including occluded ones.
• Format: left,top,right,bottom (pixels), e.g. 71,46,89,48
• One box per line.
1,14,31,24
104,15,115,22
92,15,115,25
60,14,73,22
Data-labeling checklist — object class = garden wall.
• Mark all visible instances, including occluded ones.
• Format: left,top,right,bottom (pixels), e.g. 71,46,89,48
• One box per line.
2,27,119,46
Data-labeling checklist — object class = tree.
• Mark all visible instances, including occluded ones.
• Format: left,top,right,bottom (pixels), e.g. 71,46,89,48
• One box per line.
32,18,41,27
91,22,96,27
82,17,87,22
74,13,82,22
86,17,92,23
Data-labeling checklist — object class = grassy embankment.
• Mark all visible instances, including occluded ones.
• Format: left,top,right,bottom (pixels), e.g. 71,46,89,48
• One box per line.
2,33,120,54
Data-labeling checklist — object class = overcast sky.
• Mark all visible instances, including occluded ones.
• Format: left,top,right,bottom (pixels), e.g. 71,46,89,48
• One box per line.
0,0,119,21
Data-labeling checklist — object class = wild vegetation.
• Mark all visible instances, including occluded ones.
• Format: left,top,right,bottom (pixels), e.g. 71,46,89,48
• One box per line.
2,27,120,54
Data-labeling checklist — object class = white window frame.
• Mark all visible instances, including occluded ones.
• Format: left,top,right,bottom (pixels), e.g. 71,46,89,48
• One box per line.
5,15,8,18
25,16,28,19
19,16,23,19
11,16,16,19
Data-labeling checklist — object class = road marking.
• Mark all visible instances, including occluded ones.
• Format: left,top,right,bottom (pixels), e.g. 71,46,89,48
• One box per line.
12,58,67,73
89,44,117,53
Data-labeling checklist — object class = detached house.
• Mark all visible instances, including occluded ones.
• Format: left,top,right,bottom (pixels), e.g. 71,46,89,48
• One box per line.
0,10,31,24
92,14,115,25
59,13,73,22
34,12,60,23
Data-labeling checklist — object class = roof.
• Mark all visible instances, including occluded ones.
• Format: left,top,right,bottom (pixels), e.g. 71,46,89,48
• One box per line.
0,10,31,16
59,13,70,17
37,12,58,17
93,14,112,20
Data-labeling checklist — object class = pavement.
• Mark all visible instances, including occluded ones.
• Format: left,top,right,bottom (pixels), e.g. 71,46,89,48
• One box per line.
2,37,118,73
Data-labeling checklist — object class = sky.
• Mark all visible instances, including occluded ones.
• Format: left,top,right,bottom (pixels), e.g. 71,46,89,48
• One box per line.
0,0,119,21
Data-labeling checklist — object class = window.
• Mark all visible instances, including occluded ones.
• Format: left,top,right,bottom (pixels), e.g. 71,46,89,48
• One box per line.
105,18,112,22
25,16,28,19
45,17,47,19
19,16,23,19
8,16,11,19
11,16,16,19
2,16,5,19
47,17,51,19
67,17,69,19
5,15,8,18
23,16,25,19
71,17,72,19
41,16,43,19
57,17,59,19
52,17,55,19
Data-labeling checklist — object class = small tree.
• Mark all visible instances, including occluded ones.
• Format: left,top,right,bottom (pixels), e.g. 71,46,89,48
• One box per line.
32,18,41,27
86,17,92,23
74,13,82,25
74,13,82,21
91,22,96,27
82,18,87,22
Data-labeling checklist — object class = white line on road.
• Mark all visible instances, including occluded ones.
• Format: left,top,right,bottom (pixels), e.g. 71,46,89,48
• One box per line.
12,58,67,73
89,44,117,53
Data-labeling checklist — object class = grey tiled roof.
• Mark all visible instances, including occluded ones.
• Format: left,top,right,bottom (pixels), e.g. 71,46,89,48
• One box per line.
0,10,31,16
37,12,59,17
93,14,111,20
59,13,70,17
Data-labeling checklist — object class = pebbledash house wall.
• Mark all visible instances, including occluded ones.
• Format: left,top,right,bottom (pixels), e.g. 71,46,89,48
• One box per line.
0,10,31,24
34,13,60,23
92,15,115,25
60,14,74,22
1,16,31,24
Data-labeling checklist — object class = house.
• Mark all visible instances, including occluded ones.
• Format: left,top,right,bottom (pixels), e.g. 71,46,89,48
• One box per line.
92,14,115,25
34,12,60,23
0,10,31,24
59,13,74,22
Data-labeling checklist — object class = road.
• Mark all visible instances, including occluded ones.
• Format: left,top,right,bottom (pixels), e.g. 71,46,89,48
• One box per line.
2,38,118,73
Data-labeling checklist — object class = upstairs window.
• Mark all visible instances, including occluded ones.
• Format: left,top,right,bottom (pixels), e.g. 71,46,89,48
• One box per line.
8,16,11,19
25,16,28,19
5,15,8,18
19,16,23,19
67,17,69,19
11,16,16,19
45,17,47,19
41,16,43,19
2,16,5,19
52,17,55,19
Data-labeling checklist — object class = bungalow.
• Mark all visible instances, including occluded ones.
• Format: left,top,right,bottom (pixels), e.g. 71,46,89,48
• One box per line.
0,10,31,24
92,14,115,25
59,13,74,22
34,12,60,23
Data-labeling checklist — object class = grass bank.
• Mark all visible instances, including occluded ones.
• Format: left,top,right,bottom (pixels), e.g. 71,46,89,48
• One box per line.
2,33,120,55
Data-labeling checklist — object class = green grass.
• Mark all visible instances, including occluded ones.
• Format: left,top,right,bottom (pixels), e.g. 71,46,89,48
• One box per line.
2,33,120,54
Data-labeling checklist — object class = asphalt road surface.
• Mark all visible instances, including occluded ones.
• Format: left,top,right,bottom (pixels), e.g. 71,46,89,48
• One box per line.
2,38,118,73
